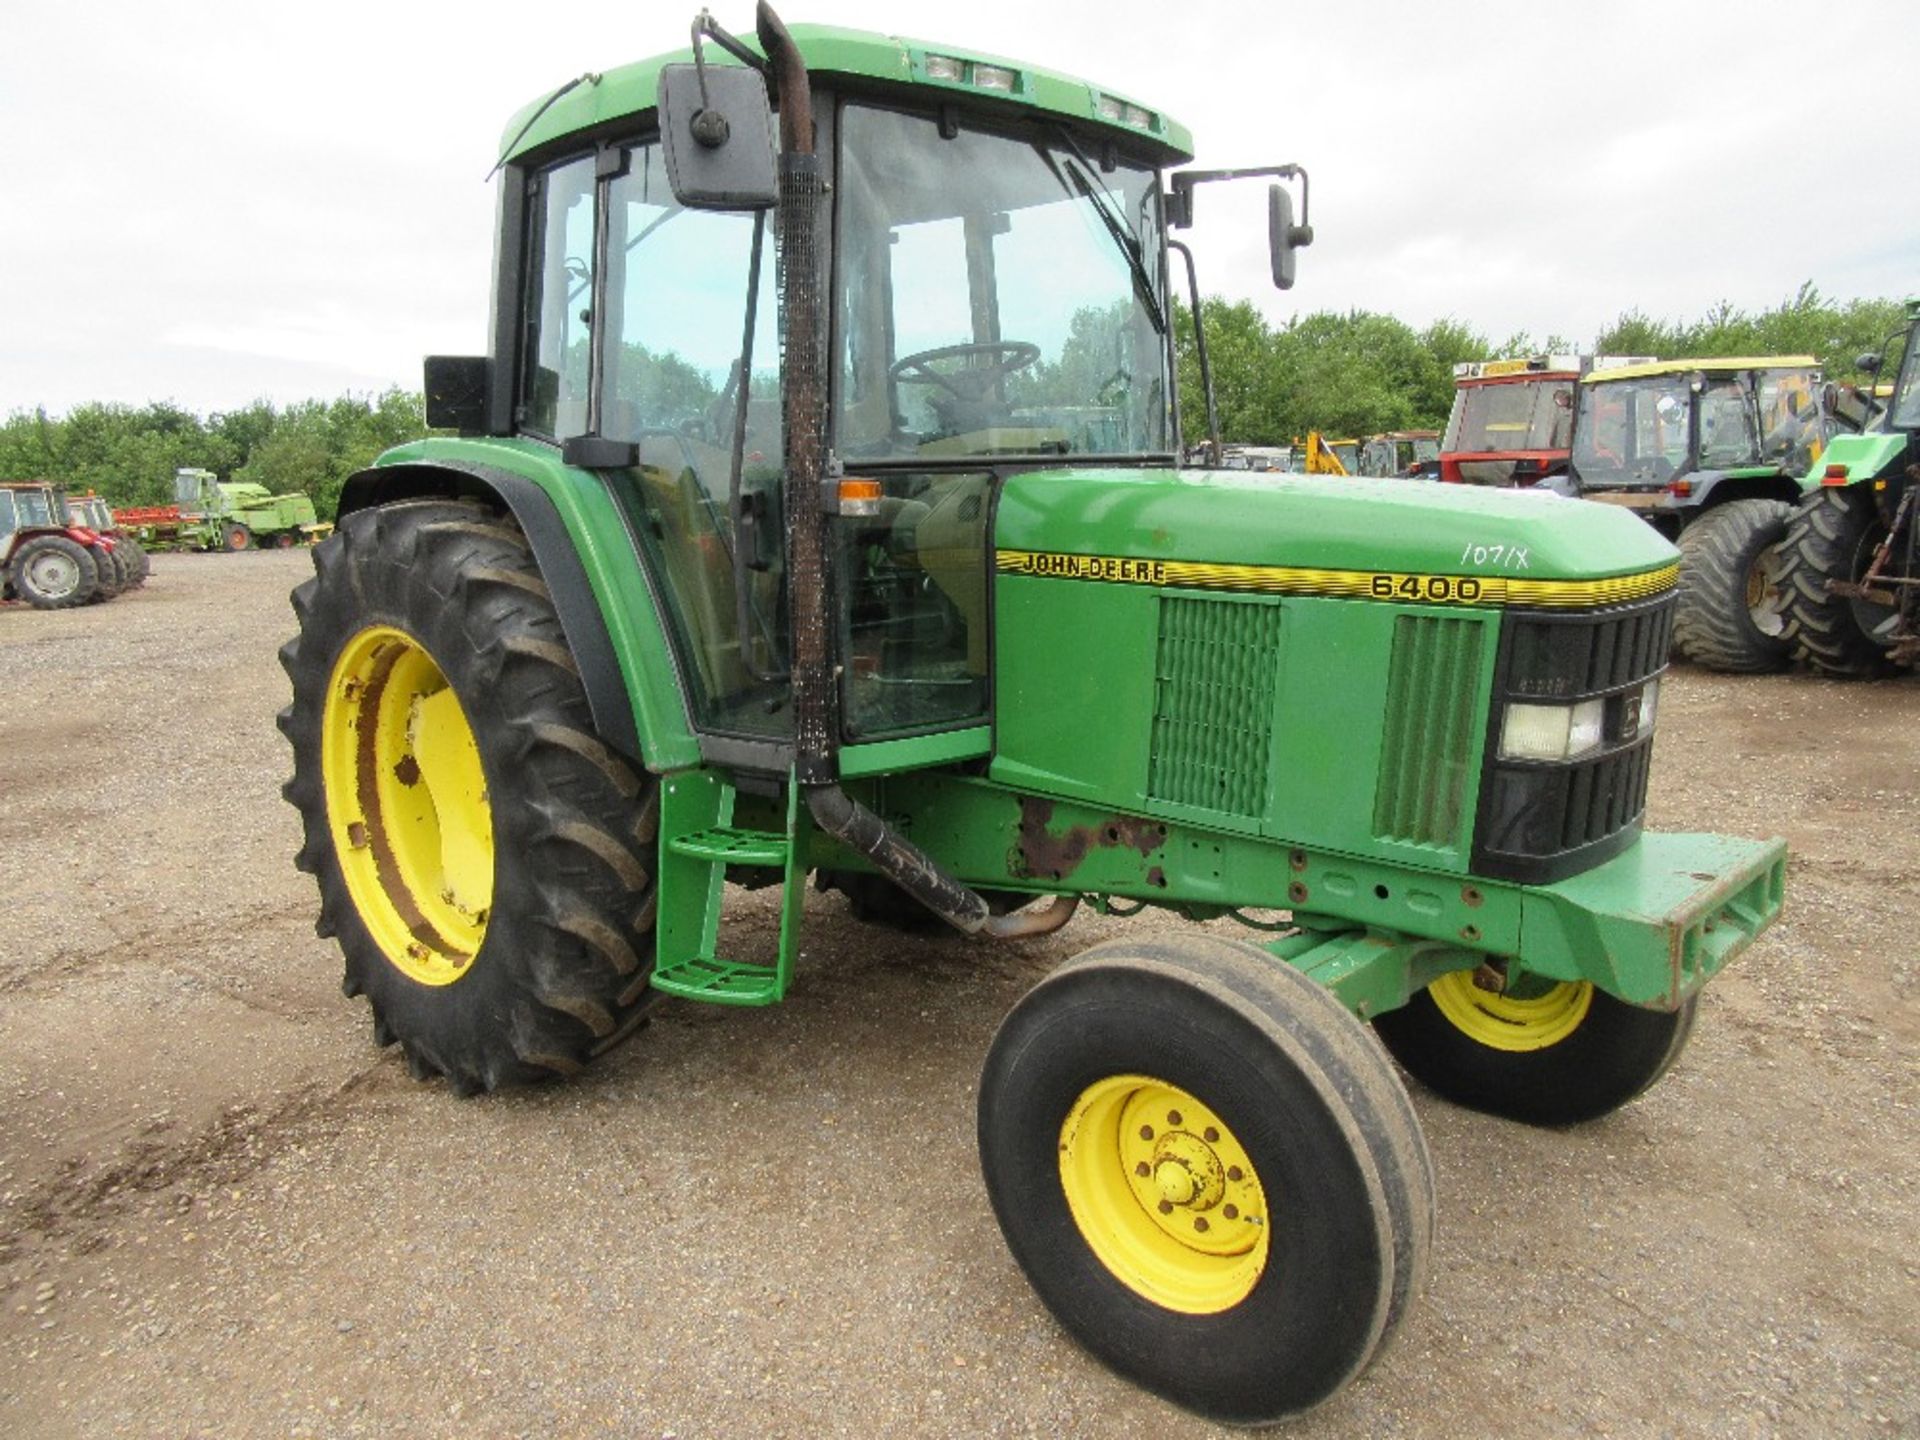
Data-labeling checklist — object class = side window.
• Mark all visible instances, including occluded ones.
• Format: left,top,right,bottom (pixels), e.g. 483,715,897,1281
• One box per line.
521,156,597,440
602,142,785,734
0,489,16,542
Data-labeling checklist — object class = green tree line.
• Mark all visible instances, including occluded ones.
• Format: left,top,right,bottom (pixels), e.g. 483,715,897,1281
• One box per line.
0,389,428,518
1,285,1904,506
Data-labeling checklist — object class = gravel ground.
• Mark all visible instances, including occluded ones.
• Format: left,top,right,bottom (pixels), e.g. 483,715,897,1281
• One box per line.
1,550,1915,1439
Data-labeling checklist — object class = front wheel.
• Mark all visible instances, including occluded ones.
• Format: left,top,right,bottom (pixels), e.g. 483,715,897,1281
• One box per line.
1672,498,1793,672
279,499,661,1093
979,933,1433,1424
1372,970,1697,1126
226,523,253,550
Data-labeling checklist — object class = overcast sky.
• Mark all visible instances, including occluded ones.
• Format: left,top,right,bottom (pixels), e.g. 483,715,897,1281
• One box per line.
4,0,1915,418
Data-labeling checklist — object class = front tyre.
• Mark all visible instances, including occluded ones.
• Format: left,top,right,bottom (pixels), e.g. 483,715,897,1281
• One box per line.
1672,498,1793,672
979,933,1432,1424
279,499,661,1093
1372,971,1697,1126
11,535,98,608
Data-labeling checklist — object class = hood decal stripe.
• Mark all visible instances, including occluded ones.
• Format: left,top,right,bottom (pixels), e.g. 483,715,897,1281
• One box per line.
995,550,1680,610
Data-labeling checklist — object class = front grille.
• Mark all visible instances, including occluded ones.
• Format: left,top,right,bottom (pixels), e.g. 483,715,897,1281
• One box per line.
1473,591,1675,883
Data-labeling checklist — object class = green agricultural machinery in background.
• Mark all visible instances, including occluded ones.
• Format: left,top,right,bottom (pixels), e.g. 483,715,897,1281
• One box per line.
118,467,330,552
279,5,1787,1422
1774,297,1920,675
1554,356,1828,672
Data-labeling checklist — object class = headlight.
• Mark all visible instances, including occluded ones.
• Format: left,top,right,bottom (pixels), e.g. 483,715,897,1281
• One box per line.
1499,678,1660,762
1500,698,1605,761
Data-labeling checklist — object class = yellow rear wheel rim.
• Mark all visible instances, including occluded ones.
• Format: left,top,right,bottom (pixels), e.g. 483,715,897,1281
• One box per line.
1429,970,1592,1052
321,625,494,986
1058,1075,1270,1314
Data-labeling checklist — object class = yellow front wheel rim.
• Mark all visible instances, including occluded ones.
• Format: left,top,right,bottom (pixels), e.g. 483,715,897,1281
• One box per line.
1429,970,1592,1052
321,625,494,986
1059,1075,1270,1314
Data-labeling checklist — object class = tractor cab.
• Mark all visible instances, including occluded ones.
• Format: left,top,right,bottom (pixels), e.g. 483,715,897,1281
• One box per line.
1567,357,1825,530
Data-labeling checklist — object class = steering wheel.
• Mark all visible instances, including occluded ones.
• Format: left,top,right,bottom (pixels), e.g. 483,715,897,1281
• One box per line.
889,342,1041,403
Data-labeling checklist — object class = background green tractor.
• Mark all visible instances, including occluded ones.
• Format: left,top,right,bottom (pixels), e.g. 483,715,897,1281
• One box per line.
279,5,1786,1422
1558,356,1828,672
1775,298,1920,674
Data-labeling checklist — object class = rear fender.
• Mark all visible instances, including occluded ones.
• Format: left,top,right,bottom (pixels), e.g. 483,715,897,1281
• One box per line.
335,449,699,772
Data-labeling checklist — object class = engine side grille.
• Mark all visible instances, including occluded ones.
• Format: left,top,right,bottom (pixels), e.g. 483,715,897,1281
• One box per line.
1374,614,1485,849
1147,596,1281,817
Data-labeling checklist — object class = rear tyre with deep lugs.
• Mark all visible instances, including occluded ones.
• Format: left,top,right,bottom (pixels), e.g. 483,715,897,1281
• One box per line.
278,499,660,1094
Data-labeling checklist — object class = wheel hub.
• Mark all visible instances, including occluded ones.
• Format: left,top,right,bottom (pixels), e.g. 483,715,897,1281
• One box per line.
1059,1075,1270,1313
1428,968,1592,1051
321,626,494,986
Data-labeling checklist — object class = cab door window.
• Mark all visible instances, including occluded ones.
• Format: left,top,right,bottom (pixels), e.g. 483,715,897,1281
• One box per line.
600,142,786,735
521,155,597,440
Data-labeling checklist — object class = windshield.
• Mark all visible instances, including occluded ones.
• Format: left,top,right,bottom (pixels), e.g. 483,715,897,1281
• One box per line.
1755,369,1824,472
15,489,53,526
1443,378,1576,454
1572,377,1691,488
835,104,1171,461
1891,326,1920,430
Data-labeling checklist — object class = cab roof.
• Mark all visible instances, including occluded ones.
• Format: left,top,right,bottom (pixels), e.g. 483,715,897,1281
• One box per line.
499,23,1194,168
1585,356,1820,384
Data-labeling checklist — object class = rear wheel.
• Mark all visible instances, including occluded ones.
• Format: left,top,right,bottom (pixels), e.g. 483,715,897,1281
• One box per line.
1775,486,1899,676
226,523,254,551
11,535,98,608
279,498,661,1093
1672,498,1793,672
274,531,298,549
979,933,1431,1423
1373,969,1697,1126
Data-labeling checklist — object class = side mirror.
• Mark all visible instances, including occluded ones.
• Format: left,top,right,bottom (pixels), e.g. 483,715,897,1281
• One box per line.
1267,184,1312,291
658,63,778,210
423,356,491,434
1857,352,1884,376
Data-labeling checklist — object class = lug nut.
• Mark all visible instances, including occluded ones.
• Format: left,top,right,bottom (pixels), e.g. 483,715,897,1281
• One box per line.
1224,1203,1239,1220
1157,1200,1174,1215
1167,1110,1183,1127
1134,1162,1151,1178
1194,1218,1210,1233
1203,1126,1219,1143
1138,1124,1154,1141
1227,1166,1244,1182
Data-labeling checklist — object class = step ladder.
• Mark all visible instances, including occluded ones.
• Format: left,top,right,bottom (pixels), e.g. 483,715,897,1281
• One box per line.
650,770,807,1006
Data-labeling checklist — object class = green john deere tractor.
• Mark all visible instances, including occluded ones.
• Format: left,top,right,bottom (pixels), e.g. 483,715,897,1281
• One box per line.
1775,298,1920,675
1559,356,1829,673
280,6,1787,1422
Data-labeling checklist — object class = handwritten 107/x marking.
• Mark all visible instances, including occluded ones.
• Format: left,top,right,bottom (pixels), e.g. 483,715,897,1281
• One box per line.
1461,543,1530,571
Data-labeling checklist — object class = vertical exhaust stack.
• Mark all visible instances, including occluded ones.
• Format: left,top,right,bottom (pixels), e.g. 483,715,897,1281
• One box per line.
757,5,1073,940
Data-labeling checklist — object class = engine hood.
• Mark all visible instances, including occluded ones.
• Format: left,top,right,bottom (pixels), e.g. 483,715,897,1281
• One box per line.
994,467,1678,602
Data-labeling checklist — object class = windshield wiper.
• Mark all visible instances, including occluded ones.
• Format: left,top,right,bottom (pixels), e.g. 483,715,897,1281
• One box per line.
1042,130,1167,335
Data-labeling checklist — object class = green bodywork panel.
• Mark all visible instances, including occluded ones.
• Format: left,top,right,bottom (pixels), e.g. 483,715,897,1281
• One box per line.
1808,432,1909,487
375,436,702,772
990,466,1666,870
500,24,1193,167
